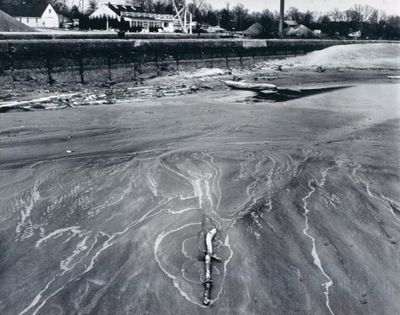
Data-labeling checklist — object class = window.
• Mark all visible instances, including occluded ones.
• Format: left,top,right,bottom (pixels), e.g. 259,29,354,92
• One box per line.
26,18,29,22
49,8,51,13
36,18,38,23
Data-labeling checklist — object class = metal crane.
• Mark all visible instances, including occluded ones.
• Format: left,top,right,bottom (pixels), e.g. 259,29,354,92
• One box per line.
171,0,193,34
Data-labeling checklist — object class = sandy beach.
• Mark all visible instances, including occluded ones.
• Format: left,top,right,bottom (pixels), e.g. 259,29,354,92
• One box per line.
0,44,399,314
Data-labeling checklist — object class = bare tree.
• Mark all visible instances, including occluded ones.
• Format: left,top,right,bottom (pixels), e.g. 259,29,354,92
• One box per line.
260,9,275,32
345,7,363,23
232,3,249,31
302,11,314,26
377,10,387,23
87,0,98,15
331,8,346,22
367,8,379,24
129,0,155,12
191,0,206,11
359,5,377,22
286,7,301,21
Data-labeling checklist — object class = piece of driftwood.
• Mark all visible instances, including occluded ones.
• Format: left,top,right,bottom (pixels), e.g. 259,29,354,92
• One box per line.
259,90,279,95
223,80,277,91
203,228,217,305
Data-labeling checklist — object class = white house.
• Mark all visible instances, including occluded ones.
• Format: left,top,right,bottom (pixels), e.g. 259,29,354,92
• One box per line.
90,3,175,32
348,30,361,39
3,3,59,28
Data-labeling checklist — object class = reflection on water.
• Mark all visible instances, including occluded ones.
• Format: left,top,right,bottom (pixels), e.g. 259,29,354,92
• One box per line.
248,85,352,103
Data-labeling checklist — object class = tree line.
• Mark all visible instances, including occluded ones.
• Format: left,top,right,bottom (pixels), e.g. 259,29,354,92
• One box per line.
37,0,400,39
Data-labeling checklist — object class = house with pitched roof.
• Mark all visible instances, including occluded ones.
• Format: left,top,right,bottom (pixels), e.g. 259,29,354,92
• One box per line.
1,2,59,28
90,3,175,32
284,20,313,38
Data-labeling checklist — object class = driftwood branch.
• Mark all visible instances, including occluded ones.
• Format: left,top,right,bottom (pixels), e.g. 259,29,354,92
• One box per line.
203,228,217,305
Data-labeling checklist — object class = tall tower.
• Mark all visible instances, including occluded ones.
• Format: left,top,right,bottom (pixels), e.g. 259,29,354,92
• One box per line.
171,0,193,34
279,0,285,38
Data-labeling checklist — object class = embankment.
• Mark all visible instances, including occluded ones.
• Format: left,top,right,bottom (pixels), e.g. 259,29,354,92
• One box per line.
0,39,394,86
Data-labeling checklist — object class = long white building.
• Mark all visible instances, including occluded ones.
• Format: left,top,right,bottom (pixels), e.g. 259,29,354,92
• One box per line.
89,3,175,32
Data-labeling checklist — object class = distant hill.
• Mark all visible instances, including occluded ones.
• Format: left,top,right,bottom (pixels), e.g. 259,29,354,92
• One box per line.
0,9,35,32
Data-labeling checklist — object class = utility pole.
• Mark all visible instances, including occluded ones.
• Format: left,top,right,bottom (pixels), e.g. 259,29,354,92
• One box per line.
279,0,285,38
80,0,85,15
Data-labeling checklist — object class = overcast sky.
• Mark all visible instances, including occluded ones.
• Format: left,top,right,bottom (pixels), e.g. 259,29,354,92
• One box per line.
209,0,400,15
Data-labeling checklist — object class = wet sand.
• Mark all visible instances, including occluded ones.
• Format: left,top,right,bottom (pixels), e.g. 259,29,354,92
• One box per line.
0,79,399,314
1,65,399,112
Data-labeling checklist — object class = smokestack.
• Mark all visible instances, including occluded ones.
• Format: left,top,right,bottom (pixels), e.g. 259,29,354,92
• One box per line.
279,0,285,38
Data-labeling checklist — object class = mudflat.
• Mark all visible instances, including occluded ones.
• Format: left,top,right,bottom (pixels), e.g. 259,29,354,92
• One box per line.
0,78,399,314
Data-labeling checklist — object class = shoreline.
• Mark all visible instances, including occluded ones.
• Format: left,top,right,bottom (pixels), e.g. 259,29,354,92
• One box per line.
0,62,399,314
1,66,399,113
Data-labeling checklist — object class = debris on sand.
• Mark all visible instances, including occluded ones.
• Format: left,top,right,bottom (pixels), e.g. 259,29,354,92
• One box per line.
0,93,79,112
223,80,277,91
177,68,227,79
259,90,278,96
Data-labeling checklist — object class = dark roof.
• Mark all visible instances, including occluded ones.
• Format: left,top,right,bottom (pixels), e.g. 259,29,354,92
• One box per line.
107,4,144,15
124,16,156,21
286,24,313,37
1,3,51,17
284,20,298,26
244,23,265,36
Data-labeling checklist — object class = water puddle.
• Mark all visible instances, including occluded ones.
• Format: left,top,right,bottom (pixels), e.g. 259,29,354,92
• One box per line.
242,85,352,103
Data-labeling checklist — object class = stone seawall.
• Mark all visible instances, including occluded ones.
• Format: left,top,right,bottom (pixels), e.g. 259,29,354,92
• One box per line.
0,39,392,86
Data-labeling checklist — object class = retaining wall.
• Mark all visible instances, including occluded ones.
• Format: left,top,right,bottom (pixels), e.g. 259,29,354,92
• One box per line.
0,39,392,86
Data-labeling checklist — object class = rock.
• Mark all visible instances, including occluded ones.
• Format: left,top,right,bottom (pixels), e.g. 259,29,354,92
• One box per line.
200,84,213,90
84,95,97,102
25,74,36,81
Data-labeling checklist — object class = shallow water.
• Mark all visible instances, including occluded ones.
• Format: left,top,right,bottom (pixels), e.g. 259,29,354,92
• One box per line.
0,83,399,314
